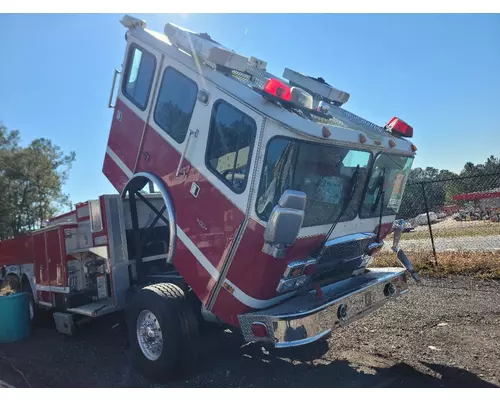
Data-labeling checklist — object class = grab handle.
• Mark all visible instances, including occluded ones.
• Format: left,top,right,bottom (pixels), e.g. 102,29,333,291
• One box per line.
108,69,121,108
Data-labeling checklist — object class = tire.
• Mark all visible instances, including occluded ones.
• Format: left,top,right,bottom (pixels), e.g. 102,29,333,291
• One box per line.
126,283,199,380
21,276,36,326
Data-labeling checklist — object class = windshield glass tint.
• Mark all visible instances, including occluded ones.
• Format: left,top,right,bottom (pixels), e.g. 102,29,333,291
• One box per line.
256,137,370,227
360,154,414,218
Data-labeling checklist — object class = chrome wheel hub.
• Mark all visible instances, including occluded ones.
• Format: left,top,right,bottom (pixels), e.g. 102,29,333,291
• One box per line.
136,310,163,361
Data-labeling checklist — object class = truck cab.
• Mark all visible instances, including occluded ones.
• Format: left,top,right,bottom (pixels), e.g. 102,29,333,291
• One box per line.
99,15,421,378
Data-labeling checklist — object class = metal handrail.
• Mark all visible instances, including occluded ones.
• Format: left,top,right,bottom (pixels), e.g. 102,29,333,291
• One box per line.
108,69,121,108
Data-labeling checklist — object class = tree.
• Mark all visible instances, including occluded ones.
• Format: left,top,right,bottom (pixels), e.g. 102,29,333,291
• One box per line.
0,123,75,239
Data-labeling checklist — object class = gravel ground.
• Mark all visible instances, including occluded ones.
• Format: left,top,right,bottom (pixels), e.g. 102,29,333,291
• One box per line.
1,276,499,388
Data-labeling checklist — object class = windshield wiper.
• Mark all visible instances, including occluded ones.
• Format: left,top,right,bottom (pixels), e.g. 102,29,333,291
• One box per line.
313,164,361,258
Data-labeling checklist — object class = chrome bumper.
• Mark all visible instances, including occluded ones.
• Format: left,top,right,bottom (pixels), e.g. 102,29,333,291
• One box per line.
238,267,408,348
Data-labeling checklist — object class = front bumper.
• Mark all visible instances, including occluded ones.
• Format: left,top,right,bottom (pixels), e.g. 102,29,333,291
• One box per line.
238,267,408,347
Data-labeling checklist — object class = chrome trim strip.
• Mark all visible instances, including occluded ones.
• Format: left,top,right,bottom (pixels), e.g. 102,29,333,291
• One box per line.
323,232,375,248
121,172,177,265
38,301,53,308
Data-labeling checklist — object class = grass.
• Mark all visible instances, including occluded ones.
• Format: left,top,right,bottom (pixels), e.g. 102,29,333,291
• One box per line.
372,250,500,279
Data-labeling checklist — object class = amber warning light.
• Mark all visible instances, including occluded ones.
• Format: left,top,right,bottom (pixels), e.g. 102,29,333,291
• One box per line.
385,117,413,138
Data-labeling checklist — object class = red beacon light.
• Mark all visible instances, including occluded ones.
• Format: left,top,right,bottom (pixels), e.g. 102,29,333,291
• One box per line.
385,117,413,138
263,78,291,101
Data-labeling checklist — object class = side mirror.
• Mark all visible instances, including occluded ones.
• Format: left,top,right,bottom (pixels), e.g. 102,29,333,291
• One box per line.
262,190,306,258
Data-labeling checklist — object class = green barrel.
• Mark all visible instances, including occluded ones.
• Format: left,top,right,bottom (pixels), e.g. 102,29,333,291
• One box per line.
0,292,31,343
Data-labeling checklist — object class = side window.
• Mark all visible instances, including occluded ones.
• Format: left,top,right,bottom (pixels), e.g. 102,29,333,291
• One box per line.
154,67,198,143
206,101,257,194
122,45,156,111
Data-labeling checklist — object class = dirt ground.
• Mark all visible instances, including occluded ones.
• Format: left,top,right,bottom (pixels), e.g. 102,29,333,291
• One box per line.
1,276,499,388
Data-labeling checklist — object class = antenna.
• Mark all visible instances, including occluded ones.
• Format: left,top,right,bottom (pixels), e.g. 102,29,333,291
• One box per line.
228,28,248,64
234,28,248,54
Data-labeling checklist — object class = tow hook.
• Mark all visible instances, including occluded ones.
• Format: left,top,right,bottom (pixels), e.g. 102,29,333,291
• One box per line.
392,219,421,283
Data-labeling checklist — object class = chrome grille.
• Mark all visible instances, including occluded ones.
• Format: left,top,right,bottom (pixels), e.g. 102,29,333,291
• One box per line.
317,234,375,266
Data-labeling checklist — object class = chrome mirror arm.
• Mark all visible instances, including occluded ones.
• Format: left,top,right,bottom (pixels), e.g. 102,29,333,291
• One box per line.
391,219,421,283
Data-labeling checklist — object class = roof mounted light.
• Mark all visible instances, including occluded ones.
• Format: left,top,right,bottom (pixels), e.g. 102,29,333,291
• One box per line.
263,78,291,101
385,117,413,138
290,87,313,109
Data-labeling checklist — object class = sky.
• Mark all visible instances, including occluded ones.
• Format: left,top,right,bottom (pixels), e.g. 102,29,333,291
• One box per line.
0,13,499,207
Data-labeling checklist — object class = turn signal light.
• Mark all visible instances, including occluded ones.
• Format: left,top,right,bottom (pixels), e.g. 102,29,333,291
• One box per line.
263,78,291,101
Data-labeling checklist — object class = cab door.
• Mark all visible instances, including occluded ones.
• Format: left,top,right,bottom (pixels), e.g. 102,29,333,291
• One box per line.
103,37,163,193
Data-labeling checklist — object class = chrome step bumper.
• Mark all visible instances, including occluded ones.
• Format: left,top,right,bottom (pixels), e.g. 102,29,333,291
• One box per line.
238,267,408,348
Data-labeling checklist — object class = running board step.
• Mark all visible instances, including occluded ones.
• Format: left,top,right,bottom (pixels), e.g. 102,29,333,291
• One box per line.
67,299,116,317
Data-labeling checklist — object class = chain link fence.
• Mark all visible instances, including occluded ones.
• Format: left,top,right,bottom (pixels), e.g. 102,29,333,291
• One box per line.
391,172,500,275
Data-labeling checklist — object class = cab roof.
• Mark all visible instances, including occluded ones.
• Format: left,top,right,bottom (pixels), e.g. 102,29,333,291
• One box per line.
121,15,416,156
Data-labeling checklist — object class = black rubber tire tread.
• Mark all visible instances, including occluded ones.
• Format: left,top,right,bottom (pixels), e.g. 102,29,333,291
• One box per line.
22,280,37,327
126,282,199,381
147,283,200,373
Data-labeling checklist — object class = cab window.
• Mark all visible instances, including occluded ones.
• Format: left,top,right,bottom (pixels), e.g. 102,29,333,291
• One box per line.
205,101,257,194
122,44,156,111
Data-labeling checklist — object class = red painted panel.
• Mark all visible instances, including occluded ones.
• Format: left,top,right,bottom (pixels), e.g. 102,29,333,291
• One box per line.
102,153,130,194
174,239,217,304
46,229,63,287
136,127,244,269
33,233,48,285
225,220,325,301
0,235,33,265
210,286,249,327
107,99,145,172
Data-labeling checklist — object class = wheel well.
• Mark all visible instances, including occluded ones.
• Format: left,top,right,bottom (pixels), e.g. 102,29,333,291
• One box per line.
121,172,184,288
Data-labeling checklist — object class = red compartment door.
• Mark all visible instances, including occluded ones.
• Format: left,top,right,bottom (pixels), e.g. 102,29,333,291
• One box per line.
46,229,63,288
33,232,48,285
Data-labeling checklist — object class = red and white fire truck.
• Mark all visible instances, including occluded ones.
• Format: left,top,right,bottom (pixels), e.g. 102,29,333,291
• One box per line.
0,15,421,379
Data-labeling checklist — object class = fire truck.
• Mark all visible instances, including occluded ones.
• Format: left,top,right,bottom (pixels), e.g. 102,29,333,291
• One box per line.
0,15,421,379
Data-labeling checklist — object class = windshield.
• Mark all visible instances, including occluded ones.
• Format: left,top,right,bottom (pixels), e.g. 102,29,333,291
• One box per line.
256,137,371,227
360,153,414,218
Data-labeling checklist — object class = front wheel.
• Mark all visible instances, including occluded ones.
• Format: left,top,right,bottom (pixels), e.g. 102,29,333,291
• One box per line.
126,283,199,380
